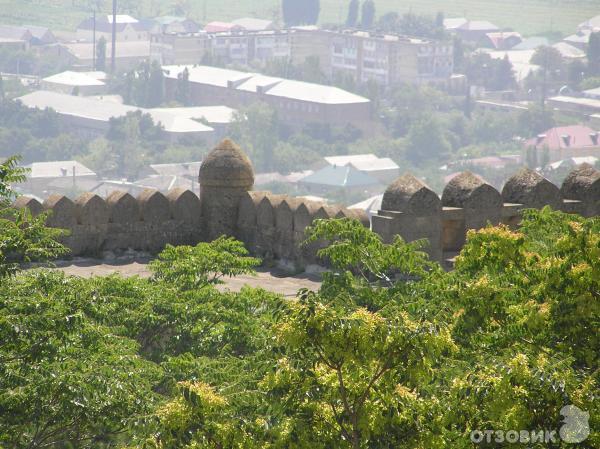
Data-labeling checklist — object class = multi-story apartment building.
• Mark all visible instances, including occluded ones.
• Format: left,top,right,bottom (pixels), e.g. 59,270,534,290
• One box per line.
152,28,453,88
328,31,453,87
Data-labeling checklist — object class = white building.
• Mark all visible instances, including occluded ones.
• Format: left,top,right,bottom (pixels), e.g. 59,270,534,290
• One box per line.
77,15,150,43
41,71,107,96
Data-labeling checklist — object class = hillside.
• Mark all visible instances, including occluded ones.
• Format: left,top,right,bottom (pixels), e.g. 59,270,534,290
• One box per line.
0,0,597,36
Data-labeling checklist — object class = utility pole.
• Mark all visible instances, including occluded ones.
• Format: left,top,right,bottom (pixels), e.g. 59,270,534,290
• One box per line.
92,9,96,71
111,0,117,73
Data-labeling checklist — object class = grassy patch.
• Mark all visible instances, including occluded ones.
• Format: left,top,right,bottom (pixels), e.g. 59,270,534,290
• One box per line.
0,0,596,36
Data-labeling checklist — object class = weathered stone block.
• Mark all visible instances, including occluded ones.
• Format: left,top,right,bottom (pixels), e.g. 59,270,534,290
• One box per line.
502,168,561,210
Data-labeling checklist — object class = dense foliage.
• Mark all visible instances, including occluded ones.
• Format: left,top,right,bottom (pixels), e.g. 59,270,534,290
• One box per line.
0,207,598,448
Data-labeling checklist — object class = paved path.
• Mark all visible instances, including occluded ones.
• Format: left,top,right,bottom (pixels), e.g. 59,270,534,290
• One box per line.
53,259,322,297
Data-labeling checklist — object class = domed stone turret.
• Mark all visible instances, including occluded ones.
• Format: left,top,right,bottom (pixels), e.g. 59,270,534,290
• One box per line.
502,168,561,210
199,138,254,189
199,139,255,241
382,173,440,214
560,163,600,217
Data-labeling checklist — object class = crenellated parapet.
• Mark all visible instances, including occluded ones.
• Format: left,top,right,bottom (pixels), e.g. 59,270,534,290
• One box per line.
374,165,600,264
12,139,599,269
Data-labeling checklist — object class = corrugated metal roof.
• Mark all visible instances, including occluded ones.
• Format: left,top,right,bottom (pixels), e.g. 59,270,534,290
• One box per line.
25,160,96,178
43,71,106,87
164,65,370,105
299,165,380,188
18,91,214,134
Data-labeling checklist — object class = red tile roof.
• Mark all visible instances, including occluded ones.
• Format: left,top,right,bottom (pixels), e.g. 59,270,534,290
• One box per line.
525,125,600,150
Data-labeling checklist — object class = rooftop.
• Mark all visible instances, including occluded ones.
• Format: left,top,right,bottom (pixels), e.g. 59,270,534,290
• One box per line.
299,165,380,188
548,95,600,111
25,160,96,179
42,71,106,87
525,125,600,150
232,18,274,31
61,41,151,60
324,154,399,171
164,65,370,105
17,91,214,135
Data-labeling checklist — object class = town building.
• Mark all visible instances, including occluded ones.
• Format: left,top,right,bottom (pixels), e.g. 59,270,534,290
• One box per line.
453,20,500,43
483,32,522,50
0,24,56,45
204,21,243,33
17,91,220,143
327,30,453,87
547,95,600,116
76,15,150,43
323,154,400,184
48,41,151,70
41,71,107,95
162,65,371,128
0,37,28,52
232,18,275,32
18,160,98,198
578,14,600,32
524,125,600,163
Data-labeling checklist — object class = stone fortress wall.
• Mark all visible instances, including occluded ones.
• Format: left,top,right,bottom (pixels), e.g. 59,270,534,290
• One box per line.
12,139,600,269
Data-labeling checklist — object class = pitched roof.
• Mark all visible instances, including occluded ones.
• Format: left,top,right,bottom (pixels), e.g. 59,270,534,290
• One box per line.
578,14,600,30
204,21,243,33
443,17,468,30
164,65,370,105
298,165,381,188
25,160,96,178
525,125,600,150
232,17,274,31
0,25,32,41
150,106,237,124
563,30,592,45
77,15,147,33
42,71,106,87
552,42,586,59
324,154,399,172
61,41,151,60
512,36,549,50
485,32,522,49
17,91,214,135
458,20,499,31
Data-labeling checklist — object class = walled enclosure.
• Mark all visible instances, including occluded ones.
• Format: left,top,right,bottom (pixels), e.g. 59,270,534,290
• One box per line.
13,140,600,268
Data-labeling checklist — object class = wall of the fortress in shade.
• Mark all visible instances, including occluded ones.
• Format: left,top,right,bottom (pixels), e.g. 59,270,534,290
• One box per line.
11,164,600,269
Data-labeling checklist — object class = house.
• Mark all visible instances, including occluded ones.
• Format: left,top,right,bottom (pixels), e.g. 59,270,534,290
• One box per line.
204,21,243,33
0,24,56,45
443,18,468,32
323,154,400,184
232,18,275,32
455,20,500,42
563,30,592,51
552,42,586,59
484,49,540,84
512,36,549,51
524,125,600,163
41,71,107,95
162,65,371,128
152,16,202,34
298,164,381,193
0,37,29,52
578,15,600,32
483,32,522,50
19,160,97,197
77,15,150,42
17,90,217,143
57,41,151,70
149,105,236,138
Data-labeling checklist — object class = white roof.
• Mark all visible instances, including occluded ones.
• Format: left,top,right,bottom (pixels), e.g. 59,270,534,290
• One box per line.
564,30,592,44
349,194,383,216
549,156,598,170
232,17,273,31
552,42,585,59
17,91,214,134
163,65,251,88
549,95,600,110
444,18,468,30
42,71,105,87
265,79,370,104
578,15,600,30
325,154,399,171
485,49,540,82
164,65,370,105
150,162,202,177
25,160,96,178
107,15,139,24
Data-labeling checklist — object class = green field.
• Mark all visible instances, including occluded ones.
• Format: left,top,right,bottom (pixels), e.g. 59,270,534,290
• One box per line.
0,0,597,36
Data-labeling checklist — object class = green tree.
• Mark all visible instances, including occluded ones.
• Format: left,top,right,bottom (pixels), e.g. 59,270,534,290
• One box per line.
175,66,191,106
96,36,107,71
492,54,515,90
406,115,452,164
361,0,375,29
588,31,600,76
0,155,67,278
149,237,261,291
346,0,359,27
148,61,165,107
282,0,320,26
